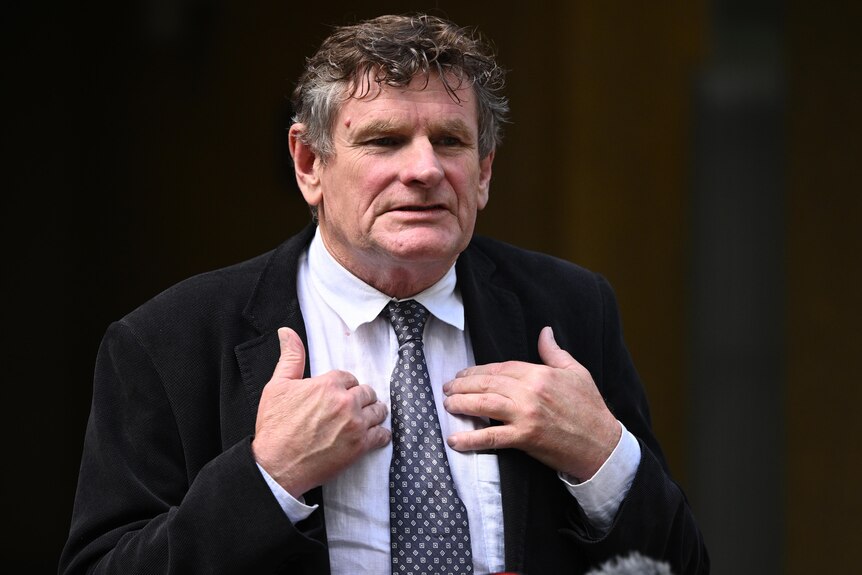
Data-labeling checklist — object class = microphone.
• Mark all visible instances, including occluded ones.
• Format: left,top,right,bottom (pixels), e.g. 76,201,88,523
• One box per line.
490,551,673,575
584,551,674,575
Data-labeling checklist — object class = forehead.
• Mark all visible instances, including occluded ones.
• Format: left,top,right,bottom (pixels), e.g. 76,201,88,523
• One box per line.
336,73,479,132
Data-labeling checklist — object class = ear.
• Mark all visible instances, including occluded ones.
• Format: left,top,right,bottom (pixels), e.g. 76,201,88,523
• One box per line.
476,149,495,210
288,123,323,207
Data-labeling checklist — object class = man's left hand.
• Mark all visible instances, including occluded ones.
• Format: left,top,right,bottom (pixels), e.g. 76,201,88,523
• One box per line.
443,326,621,481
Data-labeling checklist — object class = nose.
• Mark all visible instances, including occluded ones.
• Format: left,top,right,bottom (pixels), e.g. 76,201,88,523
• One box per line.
399,138,444,188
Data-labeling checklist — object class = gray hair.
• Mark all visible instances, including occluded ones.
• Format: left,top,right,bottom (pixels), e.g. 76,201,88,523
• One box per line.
291,13,509,162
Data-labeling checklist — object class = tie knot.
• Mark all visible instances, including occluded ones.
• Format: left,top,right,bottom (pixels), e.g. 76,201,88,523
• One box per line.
385,300,429,344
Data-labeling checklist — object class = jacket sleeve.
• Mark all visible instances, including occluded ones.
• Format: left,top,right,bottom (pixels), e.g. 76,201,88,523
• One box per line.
561,274,710,575
58,321,328,574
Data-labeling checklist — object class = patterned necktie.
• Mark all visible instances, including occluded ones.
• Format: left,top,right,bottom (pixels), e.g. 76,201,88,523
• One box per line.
386,300,473,574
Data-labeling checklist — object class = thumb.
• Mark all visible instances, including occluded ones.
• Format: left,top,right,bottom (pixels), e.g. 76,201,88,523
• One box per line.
537,326,580,371
274,327,306,381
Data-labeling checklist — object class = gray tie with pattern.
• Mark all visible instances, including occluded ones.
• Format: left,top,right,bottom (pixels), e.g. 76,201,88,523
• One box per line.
386,299,473,574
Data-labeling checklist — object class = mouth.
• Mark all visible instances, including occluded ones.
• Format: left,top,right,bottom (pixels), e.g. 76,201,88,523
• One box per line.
391,204,446,212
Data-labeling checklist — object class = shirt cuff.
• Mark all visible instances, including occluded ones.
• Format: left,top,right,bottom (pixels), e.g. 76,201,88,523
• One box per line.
256,462,318,523
558,421,641,532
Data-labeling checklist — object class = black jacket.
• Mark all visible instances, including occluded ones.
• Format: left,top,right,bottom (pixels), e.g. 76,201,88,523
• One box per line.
60,225,708,574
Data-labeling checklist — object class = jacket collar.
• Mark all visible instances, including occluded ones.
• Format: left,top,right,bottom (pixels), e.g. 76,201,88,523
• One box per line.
235,223,316,424
242,223,317,337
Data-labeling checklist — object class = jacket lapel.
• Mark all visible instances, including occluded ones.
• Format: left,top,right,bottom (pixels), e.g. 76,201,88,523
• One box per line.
457,242,532,572
235,224,315,420
233,224,329,559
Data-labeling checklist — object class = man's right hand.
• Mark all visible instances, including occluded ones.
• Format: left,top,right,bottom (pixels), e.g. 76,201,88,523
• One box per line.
251,327,391,497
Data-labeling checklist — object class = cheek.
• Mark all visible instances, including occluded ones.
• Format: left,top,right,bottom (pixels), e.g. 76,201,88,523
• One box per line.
322,168,369,211
452,171,485,211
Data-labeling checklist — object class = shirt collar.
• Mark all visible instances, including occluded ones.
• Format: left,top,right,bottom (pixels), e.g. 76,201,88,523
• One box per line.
307,228,464,332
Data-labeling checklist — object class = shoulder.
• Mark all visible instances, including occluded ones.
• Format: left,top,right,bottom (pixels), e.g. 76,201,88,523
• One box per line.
123,249,273,329
458,235,625,373
459,235,624,343
462,234,609,299
118,225,314,343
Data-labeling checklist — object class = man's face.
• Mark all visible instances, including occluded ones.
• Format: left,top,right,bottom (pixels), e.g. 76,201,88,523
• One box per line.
295,73,493,283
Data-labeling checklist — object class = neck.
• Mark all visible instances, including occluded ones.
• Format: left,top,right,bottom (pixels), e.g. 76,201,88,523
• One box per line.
317,229,458,299
343,255,453,299
363,267,451,300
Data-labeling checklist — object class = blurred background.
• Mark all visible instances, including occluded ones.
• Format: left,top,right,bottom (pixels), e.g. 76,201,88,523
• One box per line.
7,0,860,573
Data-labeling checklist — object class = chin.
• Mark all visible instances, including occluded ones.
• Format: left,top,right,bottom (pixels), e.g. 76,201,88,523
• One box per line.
383,231,468,263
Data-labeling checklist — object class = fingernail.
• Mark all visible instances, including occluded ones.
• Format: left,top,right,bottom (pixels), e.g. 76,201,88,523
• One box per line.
546,326,560,348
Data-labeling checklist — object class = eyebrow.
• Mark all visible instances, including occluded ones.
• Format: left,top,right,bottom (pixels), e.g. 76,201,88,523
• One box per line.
431,118,474,141
348,117,475,143
349,118,401,142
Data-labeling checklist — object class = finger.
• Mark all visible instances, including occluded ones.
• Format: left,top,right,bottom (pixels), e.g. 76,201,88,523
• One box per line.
447,425,516,452
362,400,389,427
274,327,306,380
444,391,515,422
453,360,533,381
537,326,581,371
350,383,378,407
366,424,392,449
331,369,359,390
444,372,521,397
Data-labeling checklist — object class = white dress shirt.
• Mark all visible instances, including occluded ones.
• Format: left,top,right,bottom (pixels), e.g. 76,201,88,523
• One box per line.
258,228,641,574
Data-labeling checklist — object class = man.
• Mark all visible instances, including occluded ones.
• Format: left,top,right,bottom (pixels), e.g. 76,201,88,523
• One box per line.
60,13,708,575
